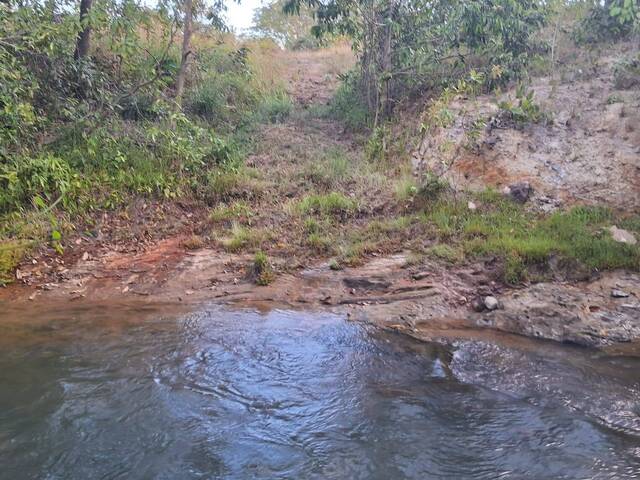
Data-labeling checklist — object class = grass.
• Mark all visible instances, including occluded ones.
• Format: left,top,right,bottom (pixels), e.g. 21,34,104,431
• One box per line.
205,168,266,203
297,192,358,217
420,193,640,283
301,147,352,189
182,235,205,250
251,250,274,285
307,233,334,253
0,240,29,286
220,223,267,252
210,201,254,223
426,244,464,263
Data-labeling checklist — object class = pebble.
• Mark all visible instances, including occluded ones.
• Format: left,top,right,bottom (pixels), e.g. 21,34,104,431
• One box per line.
611,289,630,298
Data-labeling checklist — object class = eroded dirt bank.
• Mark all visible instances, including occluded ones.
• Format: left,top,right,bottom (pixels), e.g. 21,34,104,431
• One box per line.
3,239,639,353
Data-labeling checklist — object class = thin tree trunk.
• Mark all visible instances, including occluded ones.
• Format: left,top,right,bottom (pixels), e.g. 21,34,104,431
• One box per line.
175,0,193,105
74,0,92,60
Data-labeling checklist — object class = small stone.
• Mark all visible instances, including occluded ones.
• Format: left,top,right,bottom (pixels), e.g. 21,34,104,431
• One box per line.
611,289,630,298
484,296,499,311
468,201,477,211
412,271,430,281
81,251,90,261
609,226,637,245
471,297,486,312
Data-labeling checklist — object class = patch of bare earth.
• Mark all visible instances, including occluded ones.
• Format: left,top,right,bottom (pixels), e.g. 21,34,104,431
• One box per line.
413,44,640,211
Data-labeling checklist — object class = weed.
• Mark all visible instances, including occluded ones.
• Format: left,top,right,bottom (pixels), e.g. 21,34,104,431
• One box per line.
183,235,205,250
329,258,343,270
221,223,265,252
427,244,463,263
403,251,425,267
399,174,449,210
210,201,253,223
252,250,275,285
0,240,29,286
253,91,293,123
497,85,551,127
395,177,419,203
298,192,358,217
205,168,265,203
365,126,387,162
302,148,352,188
307,233,334,253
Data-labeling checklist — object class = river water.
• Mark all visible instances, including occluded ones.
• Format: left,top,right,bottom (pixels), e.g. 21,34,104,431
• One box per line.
1,302,639,479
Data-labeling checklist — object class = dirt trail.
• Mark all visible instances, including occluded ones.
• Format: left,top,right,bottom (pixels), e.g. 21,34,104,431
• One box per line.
2,46,640,353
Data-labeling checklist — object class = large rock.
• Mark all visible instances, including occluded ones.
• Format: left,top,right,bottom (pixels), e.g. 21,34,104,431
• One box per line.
472,274,640,347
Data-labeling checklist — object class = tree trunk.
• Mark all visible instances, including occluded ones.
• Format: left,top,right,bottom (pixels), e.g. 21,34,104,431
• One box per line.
175,0,193,105
74,0,92,60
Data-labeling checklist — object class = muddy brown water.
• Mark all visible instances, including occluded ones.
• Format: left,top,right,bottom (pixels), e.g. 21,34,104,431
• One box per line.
1,301,640,479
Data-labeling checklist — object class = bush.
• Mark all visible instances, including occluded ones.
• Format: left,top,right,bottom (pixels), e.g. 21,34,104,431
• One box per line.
0,154,79,213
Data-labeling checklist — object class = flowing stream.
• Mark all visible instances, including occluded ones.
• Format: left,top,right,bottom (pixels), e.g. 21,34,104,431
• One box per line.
1,302,639,479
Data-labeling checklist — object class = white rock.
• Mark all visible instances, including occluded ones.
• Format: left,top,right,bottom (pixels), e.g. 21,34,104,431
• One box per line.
611,289,630,298
609,226,637,245
484,296,499,311
468,201,477,211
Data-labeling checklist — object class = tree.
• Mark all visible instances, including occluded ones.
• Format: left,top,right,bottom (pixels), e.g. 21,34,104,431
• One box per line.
175,0,194,103
174,0,227,104
285,0,548,121
253,0,317,49
74,0,93,59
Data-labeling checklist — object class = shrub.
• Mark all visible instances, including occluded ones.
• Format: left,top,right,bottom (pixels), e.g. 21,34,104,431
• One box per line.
0,154,79,213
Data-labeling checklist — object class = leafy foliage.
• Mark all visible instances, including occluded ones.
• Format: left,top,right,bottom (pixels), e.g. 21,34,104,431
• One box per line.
286,0,548,121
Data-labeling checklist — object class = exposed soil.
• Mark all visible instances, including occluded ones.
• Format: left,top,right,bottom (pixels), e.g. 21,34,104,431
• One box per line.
412,43,640,212
2,45,640,353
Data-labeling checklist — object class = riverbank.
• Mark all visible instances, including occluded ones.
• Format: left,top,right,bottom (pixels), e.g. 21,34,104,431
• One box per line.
1,44,639,351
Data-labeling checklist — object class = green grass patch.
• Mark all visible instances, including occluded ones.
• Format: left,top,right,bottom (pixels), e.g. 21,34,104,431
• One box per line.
220,223,267,252
301,147,353,189
426,244,464,263
422,194,640,283
297,192,358,217
251,250,274,286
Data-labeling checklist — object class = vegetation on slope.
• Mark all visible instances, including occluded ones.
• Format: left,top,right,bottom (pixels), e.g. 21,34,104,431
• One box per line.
1,0,639,288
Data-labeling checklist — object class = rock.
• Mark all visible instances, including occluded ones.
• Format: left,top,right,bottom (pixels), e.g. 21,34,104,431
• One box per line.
609,226,637,245
412,271,430,281
484,296,499,311
81,251,90,261
471,297,486,312
504,182,533,204
467,201,477,211
611,289,630,298
343,277,392,291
